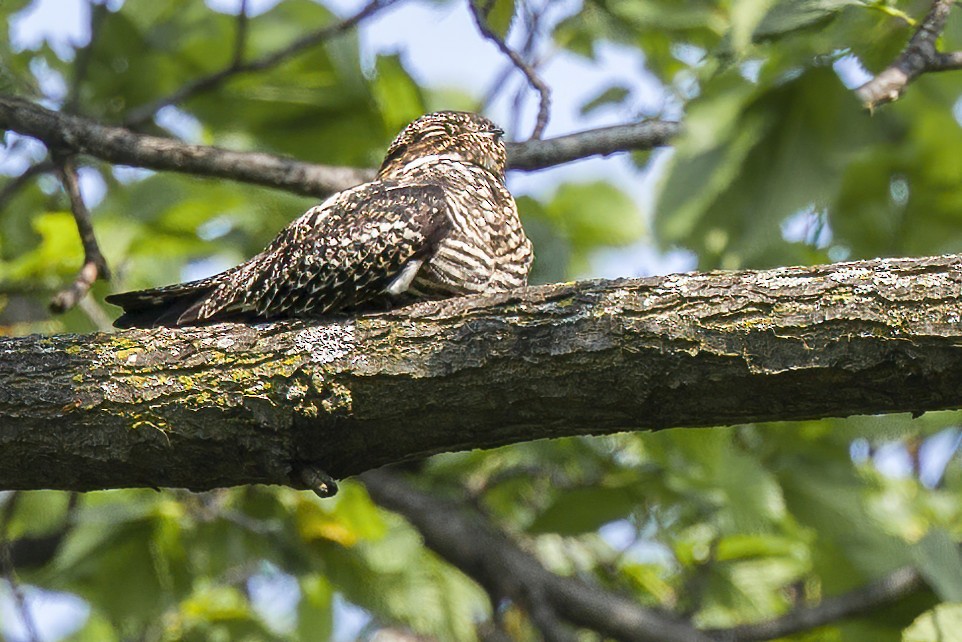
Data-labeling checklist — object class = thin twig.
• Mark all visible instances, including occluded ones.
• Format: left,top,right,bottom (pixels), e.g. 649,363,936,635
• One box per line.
123,0,400,128
0,160,54,213
469,0,552,139
716,566,925,641
50,153,110,314
0,492,40,642
64,0,109,114
232,0,250,68
855,0,960,110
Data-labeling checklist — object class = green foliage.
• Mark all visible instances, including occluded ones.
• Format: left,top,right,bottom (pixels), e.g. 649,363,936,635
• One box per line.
903,604,962,642
521,181,644,276
912,529,962,602
2,0,962,639
470,0,516,38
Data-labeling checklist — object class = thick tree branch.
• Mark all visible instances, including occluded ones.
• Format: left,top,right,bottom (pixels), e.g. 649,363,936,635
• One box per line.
855,0,961,109
3,254,962,491
0,96,678,198
363,468,713,642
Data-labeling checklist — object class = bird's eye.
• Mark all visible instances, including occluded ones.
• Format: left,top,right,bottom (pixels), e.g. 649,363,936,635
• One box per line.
488,128,504,141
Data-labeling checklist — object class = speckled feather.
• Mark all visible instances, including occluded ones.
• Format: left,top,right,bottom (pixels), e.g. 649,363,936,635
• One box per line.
106,111,533,328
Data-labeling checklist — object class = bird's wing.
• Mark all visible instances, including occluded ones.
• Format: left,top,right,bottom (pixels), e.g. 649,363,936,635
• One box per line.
177,181,449,325
106,181,449,327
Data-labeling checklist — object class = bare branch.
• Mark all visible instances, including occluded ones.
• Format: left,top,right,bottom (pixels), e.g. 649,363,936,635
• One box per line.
0,95,376,198
50,154,110,314
367,471,930,642
469,0,552,139
506,120,679,170
0,95,677,197
932,50,962,69
718,566,925,641
123,0,401,128
855,0,959,109
363,469,714,642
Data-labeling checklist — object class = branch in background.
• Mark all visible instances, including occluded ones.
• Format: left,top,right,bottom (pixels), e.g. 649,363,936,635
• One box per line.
0,95,677,197
0,159,53,213
0,95,376,197
362,468,714,642
232,0,250,68
506,119,679,170
469,0,552,139
367,470,932,642
855,0,962,109
63,1,109,115
6,494,79,571
50,153,110,314
717,566,925,641
0,493,40,642
123,0,400,128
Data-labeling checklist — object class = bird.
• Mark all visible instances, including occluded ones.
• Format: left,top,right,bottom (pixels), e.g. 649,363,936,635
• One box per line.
106,111,533,328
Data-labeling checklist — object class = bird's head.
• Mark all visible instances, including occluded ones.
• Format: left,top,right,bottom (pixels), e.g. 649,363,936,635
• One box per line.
377,111,507,180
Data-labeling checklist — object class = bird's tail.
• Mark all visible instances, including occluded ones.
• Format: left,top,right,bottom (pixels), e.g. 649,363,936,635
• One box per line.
105,280,217,328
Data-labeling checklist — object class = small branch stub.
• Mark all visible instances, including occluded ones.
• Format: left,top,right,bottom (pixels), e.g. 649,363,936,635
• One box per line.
50,153,110,314
855,0,961,109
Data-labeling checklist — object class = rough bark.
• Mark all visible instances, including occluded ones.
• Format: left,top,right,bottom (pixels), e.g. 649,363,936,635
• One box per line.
3,253,962,492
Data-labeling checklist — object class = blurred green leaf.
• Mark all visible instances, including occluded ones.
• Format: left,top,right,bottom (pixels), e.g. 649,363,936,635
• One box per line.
297,575,334,642
903,604,962,642
542,181,645,273
656,67,879,269
372,54,427,136
730,0,777,53
470,0,516,39
755,0,859,39
912,529,962,602
1,211,83,284
527,485,641,535
579,84,631,115
324,516,488,641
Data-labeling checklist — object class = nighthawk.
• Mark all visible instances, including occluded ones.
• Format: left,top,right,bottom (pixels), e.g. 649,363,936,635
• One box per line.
106,111,533,328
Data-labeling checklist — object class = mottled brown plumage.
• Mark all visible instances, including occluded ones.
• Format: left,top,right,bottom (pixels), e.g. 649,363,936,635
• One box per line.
106,111,533,328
